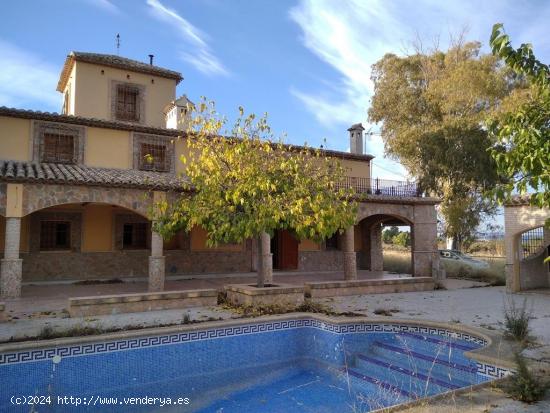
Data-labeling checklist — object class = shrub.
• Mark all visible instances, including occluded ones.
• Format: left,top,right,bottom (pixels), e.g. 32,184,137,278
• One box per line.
392,232,411,247
504,353,546,403
503,297,532,342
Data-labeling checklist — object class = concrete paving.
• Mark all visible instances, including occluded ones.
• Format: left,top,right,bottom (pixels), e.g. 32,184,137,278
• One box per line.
316,286,550,344
1,276,549,412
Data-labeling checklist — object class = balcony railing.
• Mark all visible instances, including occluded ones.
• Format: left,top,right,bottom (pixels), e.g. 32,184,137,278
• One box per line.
337,177,422,198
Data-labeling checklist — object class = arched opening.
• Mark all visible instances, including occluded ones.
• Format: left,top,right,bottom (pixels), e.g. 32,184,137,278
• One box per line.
15,202,151,282
357,214,413,276
516,226,550,291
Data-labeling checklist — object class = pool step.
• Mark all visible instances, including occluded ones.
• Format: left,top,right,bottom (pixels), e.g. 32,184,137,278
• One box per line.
369,341,479,386
341,367,414,405
397,332,479,352
352,353,460,396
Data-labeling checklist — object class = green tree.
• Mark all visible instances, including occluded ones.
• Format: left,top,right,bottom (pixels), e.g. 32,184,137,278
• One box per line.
488,23,550,212
393,231,411,248
382,226,399,244
153,99,357,287
368,40,515,250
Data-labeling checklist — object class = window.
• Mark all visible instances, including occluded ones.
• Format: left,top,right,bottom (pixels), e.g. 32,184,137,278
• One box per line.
123,223,148,249
42,133,75,163
139,143,168,172
325,233,339,250
40,221,71,250
116,84,140,121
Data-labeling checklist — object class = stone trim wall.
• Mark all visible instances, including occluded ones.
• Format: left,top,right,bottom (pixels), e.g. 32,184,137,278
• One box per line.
29,211,82,252
110,81,146,125
132,133,176,173
31,120,86,164
22,183,155,217
298,250,344,271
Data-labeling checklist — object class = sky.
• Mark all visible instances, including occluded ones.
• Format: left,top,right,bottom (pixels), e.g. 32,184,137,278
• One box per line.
1,0,549,182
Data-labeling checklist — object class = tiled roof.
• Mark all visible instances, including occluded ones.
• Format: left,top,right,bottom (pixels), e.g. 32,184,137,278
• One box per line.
504,194,538,206
0,160,188,191
347,123,365,131
57,51,183,91
0,106,180,136
0,107,375,162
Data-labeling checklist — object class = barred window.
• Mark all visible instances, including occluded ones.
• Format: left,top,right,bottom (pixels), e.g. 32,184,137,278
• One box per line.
123,223,148,249
40,221,71,250
325,233,339,250
139,143,168,172
116,84,140,121
42,133,75,163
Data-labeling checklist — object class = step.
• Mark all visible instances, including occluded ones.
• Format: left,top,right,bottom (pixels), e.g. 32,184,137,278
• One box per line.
371,341,479,385
344,367,416,401
397,332,479,352
326,365,409,409
353,353,462,395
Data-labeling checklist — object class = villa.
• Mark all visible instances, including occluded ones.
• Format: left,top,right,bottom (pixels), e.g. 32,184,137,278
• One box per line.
0,52,440,298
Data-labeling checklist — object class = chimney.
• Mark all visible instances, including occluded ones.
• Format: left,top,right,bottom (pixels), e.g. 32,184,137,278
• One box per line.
348,123,365,154
148,54,154,65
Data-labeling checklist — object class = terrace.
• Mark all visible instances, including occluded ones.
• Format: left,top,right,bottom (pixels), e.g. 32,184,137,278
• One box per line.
338,177,422,198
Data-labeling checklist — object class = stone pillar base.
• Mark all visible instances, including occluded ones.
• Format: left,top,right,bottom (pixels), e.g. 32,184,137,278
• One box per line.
343,252,357,280
148,256,166,292
259,253,273,286
1,258,23,298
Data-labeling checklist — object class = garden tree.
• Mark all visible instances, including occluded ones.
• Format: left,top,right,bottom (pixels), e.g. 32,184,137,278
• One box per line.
392,231,411,248
368,40,515,250
488,24,550,214
382,226,399,244
153,99,357,287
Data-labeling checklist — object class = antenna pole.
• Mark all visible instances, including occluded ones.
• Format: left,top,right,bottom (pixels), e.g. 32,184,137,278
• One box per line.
116,34,120,55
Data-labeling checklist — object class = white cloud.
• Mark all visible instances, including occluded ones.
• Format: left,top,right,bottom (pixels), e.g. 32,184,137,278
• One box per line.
146,0,228,76
84,0,120,14
0,40,60,110
289,0,550,178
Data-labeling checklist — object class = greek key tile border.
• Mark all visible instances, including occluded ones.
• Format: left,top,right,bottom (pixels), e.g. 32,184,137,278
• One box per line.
0,319,494,371
476,362,513,379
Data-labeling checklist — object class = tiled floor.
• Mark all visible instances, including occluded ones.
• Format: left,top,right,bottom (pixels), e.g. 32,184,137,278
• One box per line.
7,270,409,317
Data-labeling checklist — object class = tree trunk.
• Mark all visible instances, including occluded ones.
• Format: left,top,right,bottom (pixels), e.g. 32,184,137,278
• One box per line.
257,232,273,288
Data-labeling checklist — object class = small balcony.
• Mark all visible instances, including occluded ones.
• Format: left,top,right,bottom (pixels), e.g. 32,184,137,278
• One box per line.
338,177,422,198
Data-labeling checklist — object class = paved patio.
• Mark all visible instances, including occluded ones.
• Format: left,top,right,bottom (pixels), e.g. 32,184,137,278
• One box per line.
4,269,410,319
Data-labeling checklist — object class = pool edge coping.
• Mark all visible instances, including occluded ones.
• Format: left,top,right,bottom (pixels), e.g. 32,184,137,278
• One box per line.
0,313,517,371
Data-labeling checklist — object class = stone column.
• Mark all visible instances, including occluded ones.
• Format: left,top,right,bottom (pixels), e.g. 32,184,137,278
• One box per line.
412,204,439,278
1,217,23,298
257,232,273,287
148,228,165,292
369,223,384,272
343,226,357,280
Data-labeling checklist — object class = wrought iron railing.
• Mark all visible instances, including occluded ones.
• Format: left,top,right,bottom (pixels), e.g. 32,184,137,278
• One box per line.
520,226,546,260
337,177,422,197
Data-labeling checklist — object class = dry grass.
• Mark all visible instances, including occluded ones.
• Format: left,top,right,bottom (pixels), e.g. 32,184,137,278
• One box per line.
443,259,505,286
384,248,505,286
383,248,413,274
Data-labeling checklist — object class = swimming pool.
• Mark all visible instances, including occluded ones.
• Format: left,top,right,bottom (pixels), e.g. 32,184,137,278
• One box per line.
0,316,510,412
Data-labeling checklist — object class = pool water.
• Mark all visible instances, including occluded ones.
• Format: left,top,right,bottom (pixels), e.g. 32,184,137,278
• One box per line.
0,321,493,412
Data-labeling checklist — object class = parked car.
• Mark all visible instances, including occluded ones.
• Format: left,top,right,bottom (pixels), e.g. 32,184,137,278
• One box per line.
439,249,490,269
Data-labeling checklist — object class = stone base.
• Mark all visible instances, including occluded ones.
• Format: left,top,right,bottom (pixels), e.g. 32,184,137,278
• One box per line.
343,252,357,280
1,258,22,298
0,302,6,322
304,277,435,298
68,289,218,317
148,256,165,292
225,283,304,307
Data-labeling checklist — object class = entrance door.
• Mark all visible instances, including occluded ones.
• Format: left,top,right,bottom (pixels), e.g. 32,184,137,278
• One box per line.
277,230,299,270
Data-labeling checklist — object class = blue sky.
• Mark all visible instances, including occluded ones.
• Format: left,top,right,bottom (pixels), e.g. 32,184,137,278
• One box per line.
1,0,549,181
